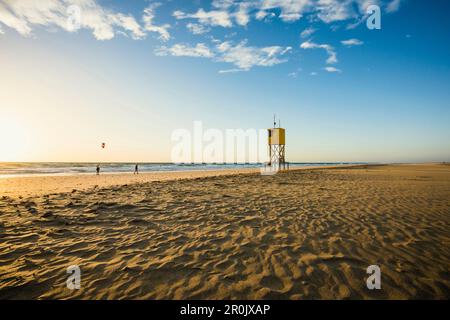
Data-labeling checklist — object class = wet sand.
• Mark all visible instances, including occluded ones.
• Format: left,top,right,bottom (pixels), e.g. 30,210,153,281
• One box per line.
0,164,449,299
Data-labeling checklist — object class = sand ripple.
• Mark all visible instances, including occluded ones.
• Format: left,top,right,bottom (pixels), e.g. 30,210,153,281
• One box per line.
0,164,449,299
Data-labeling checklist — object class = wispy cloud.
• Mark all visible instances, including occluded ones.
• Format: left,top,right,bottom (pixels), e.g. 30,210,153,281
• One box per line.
300,40,337,64
143,3,171,41
175,0,400,30
0,1,32,36
218,68,245,74
341,38,364,47
0,0,145,40
255,10,275,21
0,0,170,41
260,0,311,22
324,66,342,73
186,22,211,35
316,0,354,23
173,9,233,28
288,68,302,78
113,14,145,40
235,3,251,26
174,3,251,28
300,27,316,38
217,40,292,71
155,39,292,72
386,0,402,13
0,1,405,41
155,43,214,58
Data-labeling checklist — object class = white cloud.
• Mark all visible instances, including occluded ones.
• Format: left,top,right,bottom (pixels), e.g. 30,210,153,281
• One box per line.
341,38,363,47
386,0,402,13
255,10,268,20
235,3,251,26
316,0,354,23
173,9,233,28
0,2,31,35
218,68,245,74
155,43,214,58
1,1,405,41
114,13,145,40
300,27,316,38
310,71,318,76
324,66,341,73
258,0,374,23
357,0,381,12
218,40,292,71
174,2,253,28
212,0,238,10
300,40,337,64
186,22,210,35
345,0,380,29
288,68,302,78
260,0,311,22
0,0,62,37
175,0,400,28
143,3,170,41
0,0,171,41
156,39,292,72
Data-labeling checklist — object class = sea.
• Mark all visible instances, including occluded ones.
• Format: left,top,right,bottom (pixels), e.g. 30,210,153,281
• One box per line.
0,162,367,178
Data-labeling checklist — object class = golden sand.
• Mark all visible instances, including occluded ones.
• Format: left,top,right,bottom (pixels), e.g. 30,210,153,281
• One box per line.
0,168,259,199
0,164,449,299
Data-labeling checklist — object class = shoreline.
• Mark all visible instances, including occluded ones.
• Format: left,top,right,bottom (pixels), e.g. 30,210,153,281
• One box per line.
0,164,373,199
0,162,373,179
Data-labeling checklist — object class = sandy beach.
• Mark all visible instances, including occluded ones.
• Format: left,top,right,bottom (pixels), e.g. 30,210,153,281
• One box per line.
0,164,449,299
0,168,260,199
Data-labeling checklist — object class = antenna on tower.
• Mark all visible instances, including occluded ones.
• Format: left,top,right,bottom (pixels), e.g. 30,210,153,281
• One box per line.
273,114,276,128
279,118,281,128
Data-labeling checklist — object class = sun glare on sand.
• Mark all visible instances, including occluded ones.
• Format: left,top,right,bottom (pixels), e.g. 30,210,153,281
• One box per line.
0,118,31,161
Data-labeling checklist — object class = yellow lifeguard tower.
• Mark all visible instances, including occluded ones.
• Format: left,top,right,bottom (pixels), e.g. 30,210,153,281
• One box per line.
268,116,287,170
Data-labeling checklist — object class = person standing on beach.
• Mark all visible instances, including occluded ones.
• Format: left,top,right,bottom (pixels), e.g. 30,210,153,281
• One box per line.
134,164,139,174
96,165,100,175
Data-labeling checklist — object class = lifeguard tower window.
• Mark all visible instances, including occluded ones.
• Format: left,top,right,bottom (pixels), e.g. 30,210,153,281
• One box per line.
268,128,285,145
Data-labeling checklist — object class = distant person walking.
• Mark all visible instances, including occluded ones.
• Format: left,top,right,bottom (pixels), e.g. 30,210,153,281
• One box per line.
96,164,100,175
134,164,139,175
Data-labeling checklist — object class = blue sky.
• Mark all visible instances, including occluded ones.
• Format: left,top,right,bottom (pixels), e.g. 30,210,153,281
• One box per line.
0,0,449,162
